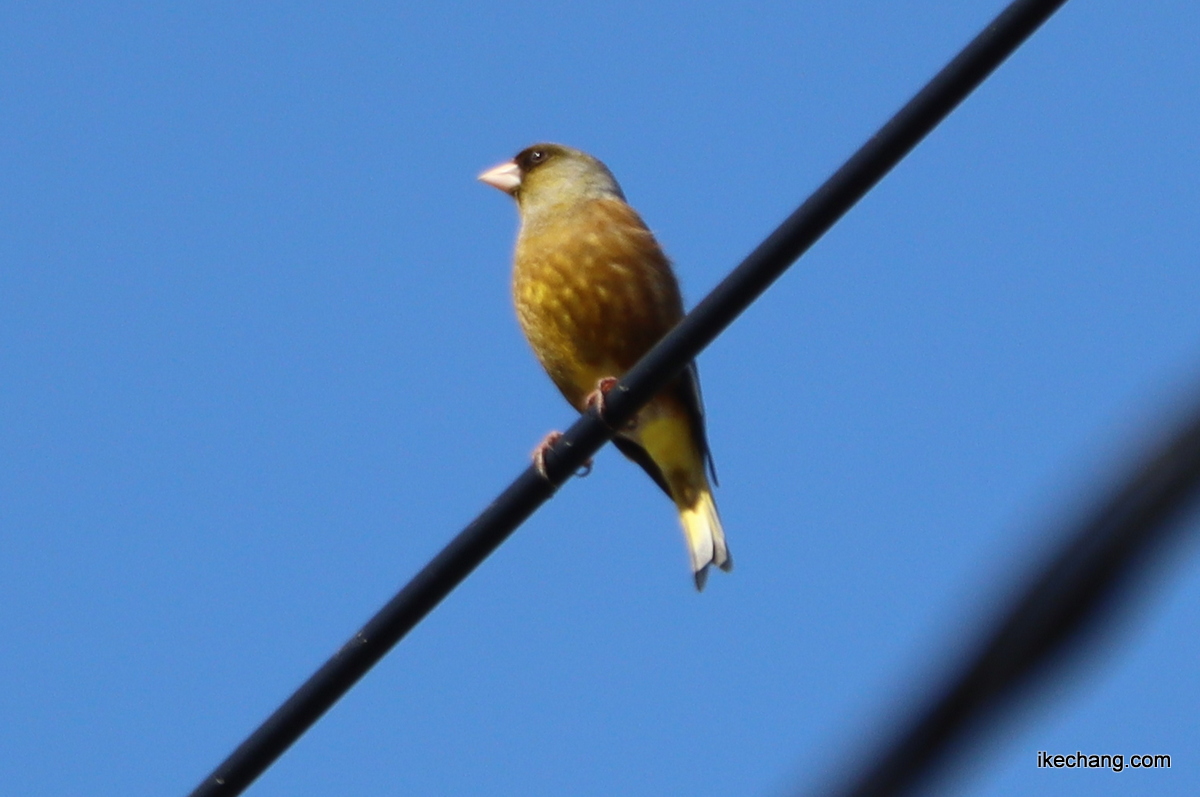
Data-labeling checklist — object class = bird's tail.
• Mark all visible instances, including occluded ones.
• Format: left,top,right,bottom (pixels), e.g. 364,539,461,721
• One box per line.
678,485,732,591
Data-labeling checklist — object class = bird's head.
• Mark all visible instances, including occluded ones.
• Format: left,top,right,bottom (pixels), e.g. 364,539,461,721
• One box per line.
478,143,625,223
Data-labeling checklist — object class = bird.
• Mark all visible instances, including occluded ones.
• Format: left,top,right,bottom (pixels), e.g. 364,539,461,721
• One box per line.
478,143,731,590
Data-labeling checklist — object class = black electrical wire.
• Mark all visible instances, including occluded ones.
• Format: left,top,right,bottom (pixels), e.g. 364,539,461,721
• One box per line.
810,404,1200,797
187,0,1071,793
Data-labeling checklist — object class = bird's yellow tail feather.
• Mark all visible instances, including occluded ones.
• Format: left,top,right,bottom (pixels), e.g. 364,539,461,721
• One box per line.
678,487,732,591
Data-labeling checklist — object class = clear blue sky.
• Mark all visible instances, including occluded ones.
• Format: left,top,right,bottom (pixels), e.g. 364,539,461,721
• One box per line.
2,2,1197,795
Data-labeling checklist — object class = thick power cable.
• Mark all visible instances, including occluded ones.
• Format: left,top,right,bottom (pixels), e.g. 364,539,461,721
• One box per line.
811,404,1200,797
187,0,1071,793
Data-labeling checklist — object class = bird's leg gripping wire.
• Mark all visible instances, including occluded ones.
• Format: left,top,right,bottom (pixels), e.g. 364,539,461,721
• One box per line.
585,376,636,431
531,377,629,482
532,431,594,481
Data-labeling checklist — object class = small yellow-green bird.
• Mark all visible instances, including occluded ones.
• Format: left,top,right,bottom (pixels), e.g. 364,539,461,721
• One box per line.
479,143,732,589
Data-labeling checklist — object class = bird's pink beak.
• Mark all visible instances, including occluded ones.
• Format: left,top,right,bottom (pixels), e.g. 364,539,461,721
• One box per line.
478,160,521,194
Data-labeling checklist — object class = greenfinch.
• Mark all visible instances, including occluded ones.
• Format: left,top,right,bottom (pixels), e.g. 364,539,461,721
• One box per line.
479,143,731,590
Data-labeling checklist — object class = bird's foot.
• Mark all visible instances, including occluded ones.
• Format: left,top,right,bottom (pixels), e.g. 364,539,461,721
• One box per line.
532,431,593,481
584,377,634,430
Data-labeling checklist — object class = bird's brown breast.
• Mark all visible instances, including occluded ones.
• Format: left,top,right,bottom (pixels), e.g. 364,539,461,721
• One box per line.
513,196,684,409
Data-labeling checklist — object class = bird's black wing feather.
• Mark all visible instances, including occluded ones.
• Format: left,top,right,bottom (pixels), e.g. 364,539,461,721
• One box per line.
611,436,673,497
680,361,718,485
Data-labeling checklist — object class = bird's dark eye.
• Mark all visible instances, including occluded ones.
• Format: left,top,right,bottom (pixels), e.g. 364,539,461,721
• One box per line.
516,146,554,172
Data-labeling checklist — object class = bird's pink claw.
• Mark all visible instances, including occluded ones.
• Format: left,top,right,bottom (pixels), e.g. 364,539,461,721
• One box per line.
532,431,593,481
